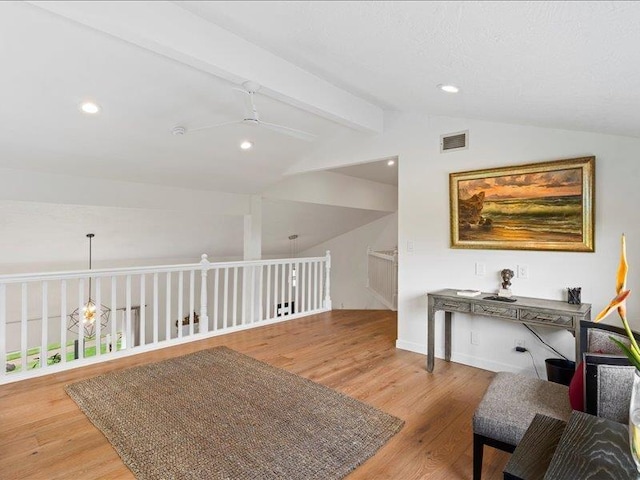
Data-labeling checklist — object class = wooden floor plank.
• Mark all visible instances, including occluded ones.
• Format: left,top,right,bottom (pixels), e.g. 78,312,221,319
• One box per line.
0,310,508,479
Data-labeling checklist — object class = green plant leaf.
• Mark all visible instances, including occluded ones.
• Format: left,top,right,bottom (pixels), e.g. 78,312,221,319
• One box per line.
611,336,640,370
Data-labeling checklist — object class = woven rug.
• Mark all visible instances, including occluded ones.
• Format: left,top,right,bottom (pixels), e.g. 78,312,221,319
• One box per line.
66,346,403,480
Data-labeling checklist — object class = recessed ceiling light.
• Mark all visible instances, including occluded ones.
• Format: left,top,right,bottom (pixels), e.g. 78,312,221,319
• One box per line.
438,84,460,94
80,102,101,114
387,160,395,166
240,141,253,150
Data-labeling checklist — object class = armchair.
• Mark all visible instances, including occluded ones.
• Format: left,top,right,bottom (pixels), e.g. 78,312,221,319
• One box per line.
472,320,638,480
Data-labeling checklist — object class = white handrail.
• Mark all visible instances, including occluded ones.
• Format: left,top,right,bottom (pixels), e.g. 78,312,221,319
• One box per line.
1,252,331,384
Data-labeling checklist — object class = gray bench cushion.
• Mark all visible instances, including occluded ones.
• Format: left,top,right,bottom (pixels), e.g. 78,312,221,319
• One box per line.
473,372,573,446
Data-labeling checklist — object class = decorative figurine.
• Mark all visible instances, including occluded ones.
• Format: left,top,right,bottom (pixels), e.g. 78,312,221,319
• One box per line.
567,287,582,305
498,268,515,298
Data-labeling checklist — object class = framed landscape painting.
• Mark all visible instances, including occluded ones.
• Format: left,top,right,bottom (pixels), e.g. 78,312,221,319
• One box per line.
450,157,595,252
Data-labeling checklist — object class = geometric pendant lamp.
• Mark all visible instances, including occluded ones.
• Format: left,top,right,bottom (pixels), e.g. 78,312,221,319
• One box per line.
67,233,111,338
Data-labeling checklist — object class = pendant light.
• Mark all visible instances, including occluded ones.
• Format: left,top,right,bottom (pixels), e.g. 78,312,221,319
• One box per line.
68,233,111,338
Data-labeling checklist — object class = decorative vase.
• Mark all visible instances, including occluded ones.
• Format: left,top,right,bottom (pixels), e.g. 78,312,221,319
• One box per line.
629,369,640,472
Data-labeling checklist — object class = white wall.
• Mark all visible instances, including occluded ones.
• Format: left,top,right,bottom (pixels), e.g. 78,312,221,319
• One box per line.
263,170,398,212
302,212,397,310
290,112,640,377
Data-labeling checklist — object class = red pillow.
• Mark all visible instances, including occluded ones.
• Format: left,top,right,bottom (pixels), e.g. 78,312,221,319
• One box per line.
568,361,585,411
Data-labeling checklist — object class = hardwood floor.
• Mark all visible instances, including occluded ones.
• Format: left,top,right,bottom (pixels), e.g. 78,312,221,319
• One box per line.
0,310,510,479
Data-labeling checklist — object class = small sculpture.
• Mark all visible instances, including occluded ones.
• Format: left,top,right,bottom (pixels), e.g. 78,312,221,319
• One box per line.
498,268,515,298
500,269,514,289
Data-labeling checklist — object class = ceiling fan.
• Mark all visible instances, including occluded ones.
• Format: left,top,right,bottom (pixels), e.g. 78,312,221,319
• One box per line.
172,81,317,142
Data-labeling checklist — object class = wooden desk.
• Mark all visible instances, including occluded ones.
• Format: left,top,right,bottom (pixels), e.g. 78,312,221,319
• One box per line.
504,412,637,480
504,414,566,480
426,289,591,372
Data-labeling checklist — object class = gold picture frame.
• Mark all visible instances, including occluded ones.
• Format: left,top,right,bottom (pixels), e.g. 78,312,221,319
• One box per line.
450,156,595,252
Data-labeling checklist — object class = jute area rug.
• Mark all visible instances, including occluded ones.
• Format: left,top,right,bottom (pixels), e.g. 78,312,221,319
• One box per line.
66,346,404,480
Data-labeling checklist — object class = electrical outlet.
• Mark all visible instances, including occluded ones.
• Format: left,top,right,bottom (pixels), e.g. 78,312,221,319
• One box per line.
514,339,526,348
471,331,479,345
475,262,486,276
517,264,529,279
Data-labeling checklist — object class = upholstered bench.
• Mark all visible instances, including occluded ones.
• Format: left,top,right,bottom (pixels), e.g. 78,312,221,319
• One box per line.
472,372,572,480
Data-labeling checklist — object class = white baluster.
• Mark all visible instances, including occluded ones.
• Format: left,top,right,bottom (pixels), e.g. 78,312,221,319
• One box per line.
125,275,132,348
249,265,256,323
223,268,229,329
241,266,246,326
95,277,102,357
301,262,307,313
60,280,67,363
178,271,184,338
77,280,84,359
324,251,332,310
213,268,219,331
319,261,324,311
119,310,127,350
266,264,272,321
165,272,171,341
273,264,278,319
306,262,311,313
139,275,146,346
232,267,238,327
189,270,195,336
41,282,48,369
258,265,263,322
280,261,285,315
153,273,159,344
21,283,27,371
200,254,209,334
111,277,117,352
287,262,292,315
315,261,320,310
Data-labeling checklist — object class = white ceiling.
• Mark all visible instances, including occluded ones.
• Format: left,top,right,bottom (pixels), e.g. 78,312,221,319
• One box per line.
328,159,398,186
5,1,639,265
3,1,638,199
180,1,640,138
0,2,348,194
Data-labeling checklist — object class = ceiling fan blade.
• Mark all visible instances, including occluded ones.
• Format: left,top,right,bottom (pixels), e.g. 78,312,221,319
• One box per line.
188,120,242,134
260,121,317,142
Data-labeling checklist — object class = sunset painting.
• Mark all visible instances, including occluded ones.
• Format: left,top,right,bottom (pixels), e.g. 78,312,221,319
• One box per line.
450,157,595,252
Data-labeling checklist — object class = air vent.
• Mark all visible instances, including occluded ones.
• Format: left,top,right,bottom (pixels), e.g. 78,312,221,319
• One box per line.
440,130,469,153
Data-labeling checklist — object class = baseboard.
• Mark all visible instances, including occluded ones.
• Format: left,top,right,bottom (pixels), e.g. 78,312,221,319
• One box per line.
450,352,527,374
395,339,528,374
395,339,426,355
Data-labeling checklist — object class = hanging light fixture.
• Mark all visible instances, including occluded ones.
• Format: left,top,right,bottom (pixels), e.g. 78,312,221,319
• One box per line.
289,234,298,288
68,233,111,338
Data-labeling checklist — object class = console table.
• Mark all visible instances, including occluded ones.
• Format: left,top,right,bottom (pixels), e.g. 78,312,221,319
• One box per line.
426,289,591,372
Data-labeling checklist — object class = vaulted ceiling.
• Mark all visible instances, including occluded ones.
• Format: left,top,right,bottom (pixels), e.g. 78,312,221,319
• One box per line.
1,1,638,265
3,1,639,195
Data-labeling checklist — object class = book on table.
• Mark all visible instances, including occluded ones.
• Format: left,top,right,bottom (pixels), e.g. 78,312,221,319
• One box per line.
456,290,482,297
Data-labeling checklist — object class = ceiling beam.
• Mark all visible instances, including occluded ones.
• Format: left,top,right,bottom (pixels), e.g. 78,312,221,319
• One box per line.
28,1,383,134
